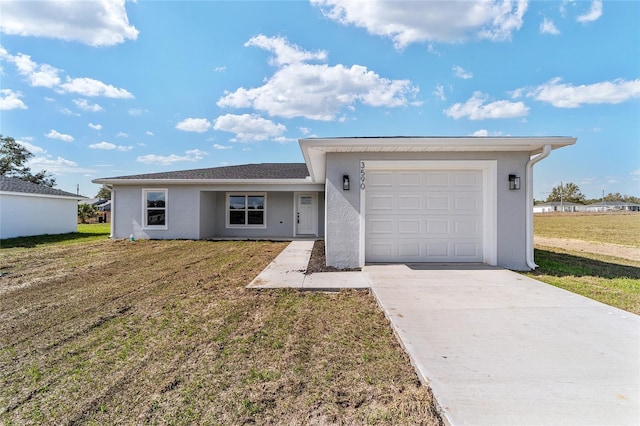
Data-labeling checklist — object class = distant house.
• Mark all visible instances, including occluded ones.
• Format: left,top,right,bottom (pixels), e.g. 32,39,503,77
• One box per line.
533,201,583,213
581,201,640,212
0,176,85,239
79,198,111,223
95,136,576,271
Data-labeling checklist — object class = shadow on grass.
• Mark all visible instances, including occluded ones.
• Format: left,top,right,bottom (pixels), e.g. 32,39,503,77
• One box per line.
532,248,640,279
0,232,109,249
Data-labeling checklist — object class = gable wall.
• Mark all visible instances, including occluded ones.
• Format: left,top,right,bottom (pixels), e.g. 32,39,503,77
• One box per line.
0,193,78,239
324,151,530,270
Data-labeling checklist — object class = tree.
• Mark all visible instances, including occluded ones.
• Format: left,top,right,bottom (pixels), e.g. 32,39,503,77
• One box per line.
77,203,98,224
0,135,56,187
545,182,586,204
96,186,111,200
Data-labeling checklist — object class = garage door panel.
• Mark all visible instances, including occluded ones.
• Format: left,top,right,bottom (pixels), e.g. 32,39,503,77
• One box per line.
398,172,421,186
426,196,450,210
398,219,421,234
369,219,393,234
366,169,483,263
368,172,393,187
369,195,393,210
398,195,421,210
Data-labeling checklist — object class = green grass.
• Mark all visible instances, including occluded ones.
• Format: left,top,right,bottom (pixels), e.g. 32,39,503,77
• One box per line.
528,248,640,315
534,213,640,247
0,223,110,249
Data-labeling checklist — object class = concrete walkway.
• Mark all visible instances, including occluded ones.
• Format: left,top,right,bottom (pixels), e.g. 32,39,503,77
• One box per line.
248,242,640,425
247,240,370,289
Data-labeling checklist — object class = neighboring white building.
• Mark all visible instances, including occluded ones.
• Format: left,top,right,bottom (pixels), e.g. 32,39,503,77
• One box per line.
0,176,85,239
581,201,640,212
533,201,583,213
94,136,576,271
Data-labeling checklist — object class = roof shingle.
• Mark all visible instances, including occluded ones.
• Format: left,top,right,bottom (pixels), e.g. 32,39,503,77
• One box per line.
0,176,82,198
100,163,310,180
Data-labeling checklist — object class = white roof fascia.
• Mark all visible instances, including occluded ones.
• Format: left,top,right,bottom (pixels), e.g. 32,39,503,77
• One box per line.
299,137,577,183
92,178,314,186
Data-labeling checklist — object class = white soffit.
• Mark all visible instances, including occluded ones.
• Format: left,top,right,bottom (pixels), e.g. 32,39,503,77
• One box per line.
299,136,576,183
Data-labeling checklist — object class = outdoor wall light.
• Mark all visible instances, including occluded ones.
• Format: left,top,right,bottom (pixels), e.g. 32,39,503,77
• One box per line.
343,175,350,190
509,174,521,190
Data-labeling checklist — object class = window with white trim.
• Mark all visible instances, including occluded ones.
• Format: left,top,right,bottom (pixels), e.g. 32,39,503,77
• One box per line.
227,193,266,228
143,189,167,228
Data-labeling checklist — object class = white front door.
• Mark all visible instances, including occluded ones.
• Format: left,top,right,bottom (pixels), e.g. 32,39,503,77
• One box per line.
296,194,317,235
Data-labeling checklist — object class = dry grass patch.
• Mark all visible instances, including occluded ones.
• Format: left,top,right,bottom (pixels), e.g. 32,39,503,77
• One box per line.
0,239,440,425
534,213,640,248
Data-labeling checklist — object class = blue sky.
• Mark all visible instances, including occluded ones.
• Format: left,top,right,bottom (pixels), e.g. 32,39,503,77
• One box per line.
1,0,638,199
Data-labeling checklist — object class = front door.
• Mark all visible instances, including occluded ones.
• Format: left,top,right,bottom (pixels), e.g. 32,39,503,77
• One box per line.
296,194,317,236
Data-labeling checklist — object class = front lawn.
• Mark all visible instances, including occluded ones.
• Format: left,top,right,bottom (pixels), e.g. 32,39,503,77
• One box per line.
0,239,441,425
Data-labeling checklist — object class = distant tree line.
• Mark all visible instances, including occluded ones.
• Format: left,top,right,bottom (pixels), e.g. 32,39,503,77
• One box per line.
1,135,55,187
536,182,640,204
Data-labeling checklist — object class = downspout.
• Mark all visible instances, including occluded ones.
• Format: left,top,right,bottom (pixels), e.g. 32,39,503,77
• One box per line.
525,145,552,269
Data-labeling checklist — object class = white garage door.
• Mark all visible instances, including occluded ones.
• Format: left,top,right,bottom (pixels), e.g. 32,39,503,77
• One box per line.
365,169,483,263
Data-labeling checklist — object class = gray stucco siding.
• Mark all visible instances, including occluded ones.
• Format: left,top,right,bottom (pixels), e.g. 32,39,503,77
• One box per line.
112,185,324,240
324,151,531,270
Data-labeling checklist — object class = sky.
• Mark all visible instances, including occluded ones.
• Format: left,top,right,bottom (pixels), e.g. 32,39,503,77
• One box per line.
1,0,638,200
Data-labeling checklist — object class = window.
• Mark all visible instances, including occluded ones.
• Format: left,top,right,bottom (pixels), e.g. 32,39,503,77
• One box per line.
227,193,266,227
143,189,167,228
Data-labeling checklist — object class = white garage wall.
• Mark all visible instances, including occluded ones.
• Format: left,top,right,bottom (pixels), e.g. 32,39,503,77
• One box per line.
0,193,78,239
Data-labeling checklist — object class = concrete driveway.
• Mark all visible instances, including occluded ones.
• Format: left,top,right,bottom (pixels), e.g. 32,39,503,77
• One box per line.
366,264,640,426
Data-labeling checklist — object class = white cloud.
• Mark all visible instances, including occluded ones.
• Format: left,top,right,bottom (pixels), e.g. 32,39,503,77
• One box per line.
73,98,104,112
89,141,132,151
88,123,103,130
1,47,135,99
176,117,212,133
213,144,233,150
0,0,139,47
218,36,418,121
540,17,560,35
577,0,603,23
146,131,154,136
0,89,27,110
59,77,133,98
471,129,489,137
433,84,446,101
523,77,640,108
136,149,208,165
5,52,61,87
311,0,528,49
452,65,473,79
299,127,311,135
29,155,94,175
116,132,128,138
245,34,327,66
444,91,529,120
45,129,74,142
17,139,46,154
213,113,287,142
214,66,226,73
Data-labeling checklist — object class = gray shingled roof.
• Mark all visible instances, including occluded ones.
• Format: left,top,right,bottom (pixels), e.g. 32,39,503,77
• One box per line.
100,163,310,180
0,176,82,198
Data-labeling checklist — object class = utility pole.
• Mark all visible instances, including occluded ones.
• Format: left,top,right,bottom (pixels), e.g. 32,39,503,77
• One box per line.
76,184,79,196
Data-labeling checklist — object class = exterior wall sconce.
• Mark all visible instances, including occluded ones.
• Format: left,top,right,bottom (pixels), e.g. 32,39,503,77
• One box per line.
509,174,521,190
343,175,350,190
